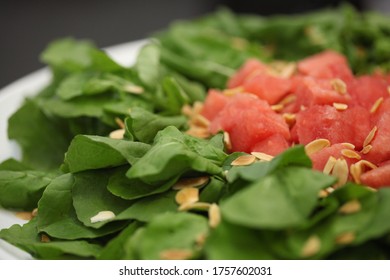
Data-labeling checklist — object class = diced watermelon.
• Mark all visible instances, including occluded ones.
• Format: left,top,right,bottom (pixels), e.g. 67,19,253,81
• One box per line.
347,75,390,109
293,77,351,110
243,74,291,105
201,89,229,121
297,50,353,81
209,94,290,152
360,163,390,188
295,105,371,150
309,143,360,171
250,133,290,156
227,59,268,88
363,98,390,164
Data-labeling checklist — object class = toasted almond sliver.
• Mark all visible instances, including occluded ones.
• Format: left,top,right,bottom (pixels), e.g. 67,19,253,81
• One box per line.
115,117,125,129
370,97,384,114
251,152,274,162
333,102,348,111
223,86,244,96
339,200,361,214
360,144,372,154
341,143,355,150
175,187,199,205
332,158,349,188
363,126,378,148
341,149,361,160
305,139,331,156
388,86,390,95
190,114,210,128
279,62,297,79
178,202,211,212
40,234,51,243
231,154,256,166
223,131,232,150
172,176,210,190
90,211,116,223
282,113,296,127
185,126,210,139
124,84,144,94
323,156,337,175
15,212,33,221
271,104,284,112
350,163,361,184
279,94,297,106
208,203,221,229
331,78,347,95
318,189,329,198
109,129,125,140
192,102,204,115
357,159,378,171
32,208,38,217
181,104,193,117
335,232,355,245
160,249,193,260
301,235,321,258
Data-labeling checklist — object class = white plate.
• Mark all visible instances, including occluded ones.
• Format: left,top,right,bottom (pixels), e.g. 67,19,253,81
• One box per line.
0,39,147,259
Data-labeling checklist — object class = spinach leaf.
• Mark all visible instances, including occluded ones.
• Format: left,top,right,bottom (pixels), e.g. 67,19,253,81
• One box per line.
135,43,161,88
63,135,150,173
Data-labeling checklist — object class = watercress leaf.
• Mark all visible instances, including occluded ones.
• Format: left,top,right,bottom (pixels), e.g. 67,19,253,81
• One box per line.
221,167,336,229
127,107,187,143
72,170,133,229
136,212,208,260
0,170,55,210
64,135,150,173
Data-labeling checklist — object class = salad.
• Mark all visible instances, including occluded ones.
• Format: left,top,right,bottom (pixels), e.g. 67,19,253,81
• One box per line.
1,5,390,260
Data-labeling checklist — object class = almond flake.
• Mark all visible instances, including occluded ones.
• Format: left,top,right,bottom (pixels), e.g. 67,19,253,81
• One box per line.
271,104,284,112
363,126,377,147
185,126,210,139
175,187,199,205
360,144,372,154
192,102,204,115
323,156,337,175
318,189,329,198
388,86,390,95
335,232,355,245
109,129,125,139
341,149,361,160
40,234,51,243
279,94,297,106
190,114,210,128
350,160,377,184
90,211,116,223
331,79,347,94
32,208,38,217
251,152,274,161
223,131,232,150
172,176,210,190
124,84,144,94
223,86,244,96
301,235,321,258
279,62,297,79
181,104,193,117
282,113,296,127
178,202,211,212
339,200,361,214
115,117,125,129
341,143,355,149
231,154,256,166
370,97,384,114
331,158,349,188
305,139,331,156
160,249,193,260
15,212,33,221
208,203,221,229
333,102,348,111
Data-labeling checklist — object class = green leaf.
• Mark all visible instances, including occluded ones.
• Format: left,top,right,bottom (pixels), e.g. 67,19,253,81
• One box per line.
0,219,102,260
221,167,336,229
136,43,161,88
64,135,150,173
136,212,208,259
0,170,55,210
161,76,190,114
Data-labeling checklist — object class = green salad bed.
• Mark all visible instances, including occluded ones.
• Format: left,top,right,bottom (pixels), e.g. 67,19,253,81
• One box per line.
1,5,390,260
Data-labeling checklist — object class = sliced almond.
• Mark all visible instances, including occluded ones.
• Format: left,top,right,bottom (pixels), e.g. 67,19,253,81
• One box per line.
114,117,125,129
109,129,125,140
208,203,221,229
90,211,116,223
172,176,210,190
178,202,211,212
185,126,210,139
271,104,284,112
231,154,256,166
124,84,144,94
341,149,361,160
333,102,348,111
341,143,355,150
350,163,361,184
190,114,210,128
335,232,355,245
331,79,347,95
360,144,372,155
282,113,296,127
40,234,51,243
339,200,361,214
370,97,384,114
305,139,331,156
175,187,199,205
323,156,337,175
251,152,274,162
301,235,321,258
192,101,204,115
363,126,377,148
223,86,244,96
160,249,193,260
32,208,38,217
181,104,193,117
318,189,329,198
331,158,349,188
279,62,297,79
195,233,207,247
223,131,232,150
279,94,297,106
15,212,33,221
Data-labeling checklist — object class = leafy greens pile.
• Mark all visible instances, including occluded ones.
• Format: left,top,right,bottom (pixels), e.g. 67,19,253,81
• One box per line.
1,5,390,260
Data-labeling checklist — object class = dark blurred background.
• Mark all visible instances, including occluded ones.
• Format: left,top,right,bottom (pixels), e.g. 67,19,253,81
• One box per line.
0,0,388,89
